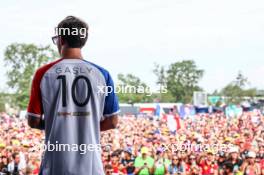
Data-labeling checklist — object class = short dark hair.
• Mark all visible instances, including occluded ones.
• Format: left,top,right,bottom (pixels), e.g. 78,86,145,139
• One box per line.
12,152,19,159
57,16,89,48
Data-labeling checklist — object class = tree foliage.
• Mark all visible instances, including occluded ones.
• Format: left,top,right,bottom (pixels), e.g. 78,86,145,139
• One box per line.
116,73,153,104
153,60,204,103
165,60,204,103
4,43,58,109
221,71,256,104
153,63,171,102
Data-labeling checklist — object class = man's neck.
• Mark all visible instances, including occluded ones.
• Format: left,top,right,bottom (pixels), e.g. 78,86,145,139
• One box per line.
61,47,83,59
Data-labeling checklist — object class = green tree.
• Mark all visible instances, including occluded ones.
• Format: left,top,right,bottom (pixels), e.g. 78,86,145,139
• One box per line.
221,84,242,104
166,60,204,103
233,71,248,88
153,63,174,102
243,88,257,97
4,43,58,109
116,73,153,104
211,90,220,96
0,93,16,112
221,71,256,104
153,63,166,88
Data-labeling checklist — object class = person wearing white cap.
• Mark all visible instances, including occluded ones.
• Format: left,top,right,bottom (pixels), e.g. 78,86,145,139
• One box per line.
224,146,243,174
241,151,260,175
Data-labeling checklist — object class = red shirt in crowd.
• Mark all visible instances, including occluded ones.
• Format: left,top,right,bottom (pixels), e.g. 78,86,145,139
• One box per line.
199,161,218,175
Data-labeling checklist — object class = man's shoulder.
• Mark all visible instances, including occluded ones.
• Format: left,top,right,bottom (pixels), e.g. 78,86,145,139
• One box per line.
83,60,110,75
83,60,113,83
35,58,63,77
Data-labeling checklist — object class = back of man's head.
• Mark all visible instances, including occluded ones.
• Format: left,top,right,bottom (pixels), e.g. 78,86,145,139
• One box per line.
56,16,89,48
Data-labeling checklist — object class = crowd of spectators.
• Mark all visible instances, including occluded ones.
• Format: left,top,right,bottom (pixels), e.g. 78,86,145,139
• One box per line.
0,113,42,175
0,110,264,175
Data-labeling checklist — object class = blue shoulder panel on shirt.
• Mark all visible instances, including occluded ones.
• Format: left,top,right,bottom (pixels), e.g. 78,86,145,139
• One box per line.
82,60,119,116
82,60,109,82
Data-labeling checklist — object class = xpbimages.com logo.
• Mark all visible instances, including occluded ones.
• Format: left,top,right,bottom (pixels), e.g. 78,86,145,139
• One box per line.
55,27,87,38
31,141,102,155
97,85,168,96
